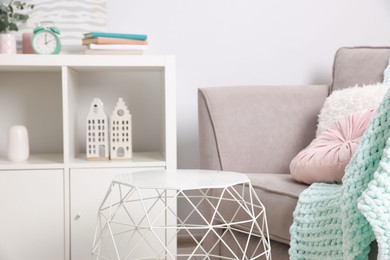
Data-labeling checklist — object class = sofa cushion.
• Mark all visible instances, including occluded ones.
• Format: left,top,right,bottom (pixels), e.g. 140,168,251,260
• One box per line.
198,85,329,174
290,109,375,184
316,83,388,136
212,173,308,245
332,47,390,91
248,174,308,244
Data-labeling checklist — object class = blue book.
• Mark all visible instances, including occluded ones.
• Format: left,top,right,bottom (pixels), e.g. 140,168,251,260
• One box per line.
84,32,147,41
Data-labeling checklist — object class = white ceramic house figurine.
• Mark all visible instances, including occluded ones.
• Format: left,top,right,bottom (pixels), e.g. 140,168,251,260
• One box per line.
110,97,132,159
86,98,109,160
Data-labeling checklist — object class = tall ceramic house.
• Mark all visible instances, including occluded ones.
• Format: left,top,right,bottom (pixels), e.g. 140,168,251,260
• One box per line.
110,98,132,159
86,98,109,160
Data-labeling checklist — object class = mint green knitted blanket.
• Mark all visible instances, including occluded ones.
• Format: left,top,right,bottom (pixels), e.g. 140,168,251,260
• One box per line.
290,89,390,260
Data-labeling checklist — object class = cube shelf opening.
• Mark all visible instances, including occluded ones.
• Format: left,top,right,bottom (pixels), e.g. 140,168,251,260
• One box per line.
67,69,165,161
0,71,63,158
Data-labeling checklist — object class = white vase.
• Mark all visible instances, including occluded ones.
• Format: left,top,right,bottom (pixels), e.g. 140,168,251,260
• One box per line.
7,125,29,162
0,33,17,54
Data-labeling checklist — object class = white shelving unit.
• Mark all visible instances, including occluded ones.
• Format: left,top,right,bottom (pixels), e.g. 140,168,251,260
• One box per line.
0,54,176,260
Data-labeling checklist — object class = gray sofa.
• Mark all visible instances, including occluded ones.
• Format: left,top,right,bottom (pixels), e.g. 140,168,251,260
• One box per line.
198,47,390,259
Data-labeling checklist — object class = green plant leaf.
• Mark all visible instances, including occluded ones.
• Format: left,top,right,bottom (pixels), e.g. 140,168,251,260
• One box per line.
14,1,23,10
0,13,8,22
13,12,28,22
0,1,33,32
8,22,18,31
0,5,10,13
0,23,7,33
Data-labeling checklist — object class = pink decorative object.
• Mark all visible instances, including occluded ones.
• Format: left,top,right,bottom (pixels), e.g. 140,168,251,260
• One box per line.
22,33,34,54
0,34,16,54
290,109,375,184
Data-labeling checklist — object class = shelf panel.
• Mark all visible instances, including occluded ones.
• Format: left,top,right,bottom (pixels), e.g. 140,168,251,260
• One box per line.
0,54,172,71
0,154,64,170
70,152,166,169
0,153,166,170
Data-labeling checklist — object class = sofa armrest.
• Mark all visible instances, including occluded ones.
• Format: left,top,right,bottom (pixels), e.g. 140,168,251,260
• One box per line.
198,85,329,174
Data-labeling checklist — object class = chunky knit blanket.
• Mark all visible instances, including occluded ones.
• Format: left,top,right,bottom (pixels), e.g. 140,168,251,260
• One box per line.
290,88,390,260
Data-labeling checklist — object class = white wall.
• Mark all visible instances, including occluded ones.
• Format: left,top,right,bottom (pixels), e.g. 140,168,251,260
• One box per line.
107,0,390,169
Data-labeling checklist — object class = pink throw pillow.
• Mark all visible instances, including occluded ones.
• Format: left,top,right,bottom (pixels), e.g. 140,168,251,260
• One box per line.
290,109,375,184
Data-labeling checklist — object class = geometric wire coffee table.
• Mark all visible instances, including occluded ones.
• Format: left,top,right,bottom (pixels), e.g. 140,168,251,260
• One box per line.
92,169,271,260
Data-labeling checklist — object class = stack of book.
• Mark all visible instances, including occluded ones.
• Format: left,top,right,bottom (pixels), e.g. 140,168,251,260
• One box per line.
83,32,148,55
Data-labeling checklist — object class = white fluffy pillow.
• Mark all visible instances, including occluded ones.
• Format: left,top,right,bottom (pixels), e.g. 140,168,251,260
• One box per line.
316,83,390,136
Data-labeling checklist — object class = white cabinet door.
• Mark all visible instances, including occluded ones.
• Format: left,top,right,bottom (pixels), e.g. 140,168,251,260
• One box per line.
0,170,64,260
70,167,165,260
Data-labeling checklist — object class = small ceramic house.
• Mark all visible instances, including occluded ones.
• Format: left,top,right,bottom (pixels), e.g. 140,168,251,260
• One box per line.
86,98,109,160
110,98,132,159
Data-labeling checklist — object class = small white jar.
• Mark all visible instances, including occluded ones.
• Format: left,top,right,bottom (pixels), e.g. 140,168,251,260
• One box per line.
7,125,29,162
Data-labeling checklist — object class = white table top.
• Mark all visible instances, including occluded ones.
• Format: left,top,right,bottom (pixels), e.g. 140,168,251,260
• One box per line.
113,169,249,190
